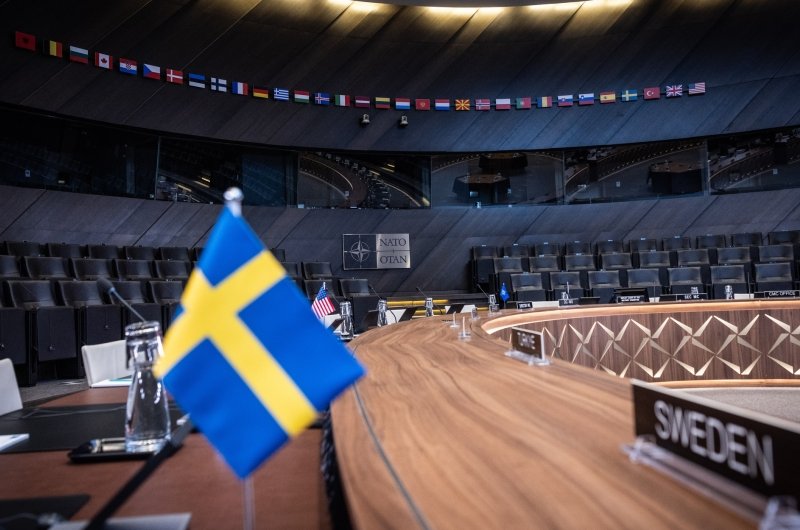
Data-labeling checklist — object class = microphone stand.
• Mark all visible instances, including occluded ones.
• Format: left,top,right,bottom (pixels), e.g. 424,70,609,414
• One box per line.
475,283,497,313
416,286,442,317
369,284,394,325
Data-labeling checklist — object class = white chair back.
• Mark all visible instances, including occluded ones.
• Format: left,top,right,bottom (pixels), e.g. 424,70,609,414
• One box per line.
0,358,23,416
81,340,131,387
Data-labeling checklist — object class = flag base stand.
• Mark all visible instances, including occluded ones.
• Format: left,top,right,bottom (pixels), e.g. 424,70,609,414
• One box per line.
51,513,191,529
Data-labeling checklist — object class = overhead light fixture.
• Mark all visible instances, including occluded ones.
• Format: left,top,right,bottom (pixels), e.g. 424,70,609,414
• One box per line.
399,115,409,127
360,113,370,126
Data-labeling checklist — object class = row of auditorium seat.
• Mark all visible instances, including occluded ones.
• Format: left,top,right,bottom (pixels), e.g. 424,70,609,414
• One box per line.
0,255,193,282
1,278,183,386
0,241,203,261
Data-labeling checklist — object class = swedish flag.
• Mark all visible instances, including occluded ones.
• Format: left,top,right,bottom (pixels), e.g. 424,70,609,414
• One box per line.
155,206,365,478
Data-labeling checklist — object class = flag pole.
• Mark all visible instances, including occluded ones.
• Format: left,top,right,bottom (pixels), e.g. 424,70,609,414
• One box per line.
224,186,256,530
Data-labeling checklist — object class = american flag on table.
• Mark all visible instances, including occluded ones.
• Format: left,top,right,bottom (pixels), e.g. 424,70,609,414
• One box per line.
312,282,336,319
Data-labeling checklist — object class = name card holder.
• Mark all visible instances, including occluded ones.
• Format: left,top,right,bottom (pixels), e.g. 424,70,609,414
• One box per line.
659,292,709,302
504,327,549,366
623,381,800,525
755,290,800,299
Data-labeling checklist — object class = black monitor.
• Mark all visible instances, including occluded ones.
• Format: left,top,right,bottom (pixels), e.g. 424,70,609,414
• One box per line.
612,287,649,303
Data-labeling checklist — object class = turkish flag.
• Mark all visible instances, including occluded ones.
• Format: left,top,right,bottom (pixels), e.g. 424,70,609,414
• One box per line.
644,87,660,100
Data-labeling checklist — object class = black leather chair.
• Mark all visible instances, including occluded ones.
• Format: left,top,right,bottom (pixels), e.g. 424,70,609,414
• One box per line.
534,242,562,257
564,240,592,256
529,255,561,292
115,259,155,281
627,268,662,298
23,256,70,280
550,271,583,300
302,261,334,281
87,244,122,260
70,258,114,280
754,262,794,292
339,278,378,333
0,255,23,281
667,266,705,295
472,245,498,289
159,246,191,261
661,236,692,252
588,270,622,304
638,250,672,286
107,280,162,327
6,241,45,257
148,280,185,329
510,273,547,302
695,234,726,264
7,280,78,381
730,233,762,263
491,257,524,293
0,297,29,386
47,242,87,259
124,245,157,261
501,244,530,270
628,238,658,266
304,279,339,302
58,280,123,347
280,261,303,289
154,259,191,281
717,246,754,282
676,249,712,285
594,239,626,255
710,265,748,299
599,252,633,286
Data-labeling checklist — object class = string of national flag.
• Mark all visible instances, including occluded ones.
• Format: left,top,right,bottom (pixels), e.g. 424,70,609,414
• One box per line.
14,30,708,112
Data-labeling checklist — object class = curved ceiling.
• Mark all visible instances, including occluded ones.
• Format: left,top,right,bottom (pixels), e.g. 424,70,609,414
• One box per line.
1,0,799,153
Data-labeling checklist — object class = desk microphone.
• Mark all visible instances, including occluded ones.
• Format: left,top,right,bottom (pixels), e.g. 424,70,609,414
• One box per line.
369,284,395,324
475,283,492,304
98,277,147,322
416,286,441,317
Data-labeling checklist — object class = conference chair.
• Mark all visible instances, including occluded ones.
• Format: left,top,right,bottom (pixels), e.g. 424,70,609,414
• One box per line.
123,245,157,261
710,265,749,299
471,245,498,289
550,271,583,300
0,358,23,415
6,240,45,257
661,235,692,251
564,240,592,256
70,258,114,281
594,239,626,255
302,261,334,281
676,249,712,285
339,278,371,297
501,244,530,270
0,297,28,386
22,256,70,280
339,278,378,334
729,232,762,263
190,247,203,262
563,254,595,290
637,250,672,286
667,266,706,295
510,273,547,302
304,279,339,302
7,280,79,381
114,258,155,281
767,230,800,246
534,242,562,257
269,248,286,262
628,238,658,266
158,246,191,261
599,252,633,286
588,270,622,304
148,280,184,330
154,259,191,282
491,257,524,293
529,255,561,291
58,280,123,347
754,262,795,292
280,261,303,289
47,242,87,259
757,244,794,265
0,254,23,281
695,234,726,264
81,340,130,387
627,268,663,299
87,243,122,260
106,280,162,328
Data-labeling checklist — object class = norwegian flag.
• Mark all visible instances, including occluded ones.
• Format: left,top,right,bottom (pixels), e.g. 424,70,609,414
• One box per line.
666,85,683,97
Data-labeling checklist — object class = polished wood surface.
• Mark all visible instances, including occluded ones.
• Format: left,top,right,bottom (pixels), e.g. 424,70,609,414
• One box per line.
331,313,754,529
480,299,800,381
0,389,331,529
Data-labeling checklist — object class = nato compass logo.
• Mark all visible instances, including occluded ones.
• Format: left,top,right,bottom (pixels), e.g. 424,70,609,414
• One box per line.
343,235,377,269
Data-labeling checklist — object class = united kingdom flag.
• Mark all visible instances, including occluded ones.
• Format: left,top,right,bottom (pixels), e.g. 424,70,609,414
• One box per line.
666,84,683,97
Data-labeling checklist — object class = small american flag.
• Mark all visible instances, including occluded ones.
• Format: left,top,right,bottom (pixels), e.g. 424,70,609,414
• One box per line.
666,84,683,97
312,282,336,319
688,82,706,95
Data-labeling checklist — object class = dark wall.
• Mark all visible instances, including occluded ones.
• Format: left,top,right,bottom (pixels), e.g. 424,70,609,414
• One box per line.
3,185,800,294
1,0,799,153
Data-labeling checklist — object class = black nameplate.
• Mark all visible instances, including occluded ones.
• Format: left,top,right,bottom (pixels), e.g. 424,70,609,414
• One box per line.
510,327,544,359
660,293,708,302
755,290,800,299
512,301,533,310
632,381,800,500
558,298,578,307
617,294,647,303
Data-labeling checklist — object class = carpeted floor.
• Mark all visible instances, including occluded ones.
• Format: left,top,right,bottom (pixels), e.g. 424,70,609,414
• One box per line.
19,378,89,407
682,387,800,424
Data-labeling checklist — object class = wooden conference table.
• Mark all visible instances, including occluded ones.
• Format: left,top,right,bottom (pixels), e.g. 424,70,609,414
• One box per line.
330,299,800,529
0,388,331,529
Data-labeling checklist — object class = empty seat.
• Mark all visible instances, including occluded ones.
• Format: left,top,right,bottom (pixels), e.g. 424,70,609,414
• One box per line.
87,244,122,260
114,259,155,280
491,257,524,292
106,280,162,326
667,266,705,295
716,246,754,280
23,256,70,280
6,240,45,257
302,261,334,280
0,357,23,414
730,232,762,247
588,270,622,304
628,238,658,267
472,245,498,288
159,246,191,261
501,244,531,258
7,280,78,381
757,244,794,264
767,230,800,246
599,252,633,286
190,247,203,261
534,242,561,257
549,271,583,300
510,273,547,302
81,340,130,387
58,280,123,347
339,278,371,297
676,249,712,284
564,240,592,256
638,250,672,285
280,261,303,289
710,265,748,299
0,255,22,280
594,239,626,255
0,298,28,386
124,245,157,260
304,279,339,301
627,268,663,298
754,262,794,292
154,259,191,281
71,258,114,280
47,242,87,259
695,234,727,249
564,254,596,271
529,255,561,291
661,236,692,251
148,280,185,329
269,248,286,262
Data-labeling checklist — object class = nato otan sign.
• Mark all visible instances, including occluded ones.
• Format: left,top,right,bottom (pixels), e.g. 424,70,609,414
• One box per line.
343,234,410,270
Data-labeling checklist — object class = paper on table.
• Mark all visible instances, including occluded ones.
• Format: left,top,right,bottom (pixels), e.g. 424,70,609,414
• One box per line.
0,433,29,451
91,375,133,388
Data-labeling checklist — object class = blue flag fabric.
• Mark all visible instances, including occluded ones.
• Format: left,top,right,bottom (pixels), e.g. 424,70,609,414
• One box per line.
155,207,365,478
499,282,510,302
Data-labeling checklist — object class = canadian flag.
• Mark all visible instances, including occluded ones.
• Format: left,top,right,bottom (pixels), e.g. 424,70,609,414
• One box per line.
94,52,112,69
